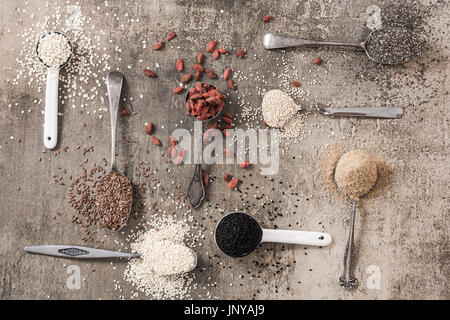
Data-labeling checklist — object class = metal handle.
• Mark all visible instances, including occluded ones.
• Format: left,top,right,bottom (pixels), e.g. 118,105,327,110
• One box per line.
187,163,205,208
320,106,404,119
43,68,60,149
263,33,363,50
339,200,358,290
106,72,124,171
24,245,141,259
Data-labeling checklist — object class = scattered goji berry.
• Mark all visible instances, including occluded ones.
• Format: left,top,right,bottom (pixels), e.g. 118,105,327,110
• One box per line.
181,74,192,83
292,80,300,87
218,48,227,54
227,79,236,90
166,31,176,41
206,40,218,53
197,52,205,64
194,70,201,80
121,109,128,117
223,68,231,81
193,64,204,72
262,14,272,22
212,49,220,60
143,69,157,77
151,136,161,146
313,57,323,65
228,178,239,189
222,112,233,119
223,174,232,182
205,69,217,79
145,122,153,135
240,160,250,168
222,116,233,125
153,41,163,50
176,58,184,72
236,49,245,59
202,169,210,186
173,86,184,94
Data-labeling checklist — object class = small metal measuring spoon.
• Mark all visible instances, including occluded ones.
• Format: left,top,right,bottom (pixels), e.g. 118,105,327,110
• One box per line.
185,84,223,209
214,212,332,258
263,27,423,65
97,71,132,231
36,31,73,149
333,151,378,291
24,245,198,275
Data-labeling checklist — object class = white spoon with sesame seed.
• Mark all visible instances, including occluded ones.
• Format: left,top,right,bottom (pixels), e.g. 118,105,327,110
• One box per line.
36,31,73,149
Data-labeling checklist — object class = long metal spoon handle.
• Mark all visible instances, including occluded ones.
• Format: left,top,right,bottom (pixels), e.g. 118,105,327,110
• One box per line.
339,200,358,290
106,72,123,171
264,33,364,50
24,245,141,259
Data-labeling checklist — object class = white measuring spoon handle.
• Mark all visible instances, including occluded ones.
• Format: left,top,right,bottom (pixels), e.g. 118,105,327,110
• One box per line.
43,68,60,149
261,229,332,247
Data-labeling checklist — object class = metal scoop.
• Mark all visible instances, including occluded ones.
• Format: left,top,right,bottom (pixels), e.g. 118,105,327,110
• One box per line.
24,245,198,275
36,31,73,149
333,151,378,291
97,71,132,231
214,212,332,258
263,27,424,65
185,84,223,209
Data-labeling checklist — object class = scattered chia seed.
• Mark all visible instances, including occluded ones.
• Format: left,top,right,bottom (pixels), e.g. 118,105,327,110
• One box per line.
215,212,262,257
365,27,424,65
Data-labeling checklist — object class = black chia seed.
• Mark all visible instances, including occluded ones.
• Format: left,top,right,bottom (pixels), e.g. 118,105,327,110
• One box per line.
365,27,425,65
215,212,262,257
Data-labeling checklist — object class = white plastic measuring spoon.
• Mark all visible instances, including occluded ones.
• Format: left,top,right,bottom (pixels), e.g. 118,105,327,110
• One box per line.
36,31,73,149
214,212,332,257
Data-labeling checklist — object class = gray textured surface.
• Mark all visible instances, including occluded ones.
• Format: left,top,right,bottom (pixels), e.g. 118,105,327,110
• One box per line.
0,0,448,299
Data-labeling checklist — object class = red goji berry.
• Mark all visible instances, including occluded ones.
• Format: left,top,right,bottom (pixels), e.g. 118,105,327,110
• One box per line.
152,136,161,146
223,68,231,81
202,169,210,186
197,52,205,64
292,80,300,87
262,14,272,22
206,40,218,53
173,86,184,94
181,74,192,83
212,50,220,60
313,57,323,65
240,160,250,168
223,174,232,182
228,178,239,189
176,58,184,72
166,31,176,41
218,48,227,54
153,41,163,50
145,122,153,135
236,49,245,59
121,109,128,117
227,79,235,90
143,69,157,77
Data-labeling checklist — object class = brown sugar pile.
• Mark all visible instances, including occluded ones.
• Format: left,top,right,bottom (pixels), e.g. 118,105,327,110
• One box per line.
334,150,378,199
320,144,390,202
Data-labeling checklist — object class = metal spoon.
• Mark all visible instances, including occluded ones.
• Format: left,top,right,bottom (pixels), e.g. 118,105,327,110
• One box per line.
36,31,73,149
185,84,223,209
334,153,377,291
97,71,132,231
24,245,198,275
214,212,332,258
263,27,423,65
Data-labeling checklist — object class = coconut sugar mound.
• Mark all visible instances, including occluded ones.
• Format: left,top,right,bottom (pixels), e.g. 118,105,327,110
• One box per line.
124,216,196,299
335,150,378,199
320,145,390,202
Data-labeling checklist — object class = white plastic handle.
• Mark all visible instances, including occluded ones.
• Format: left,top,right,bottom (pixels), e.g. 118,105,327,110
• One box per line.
44,68,60,149
261,229,332,247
